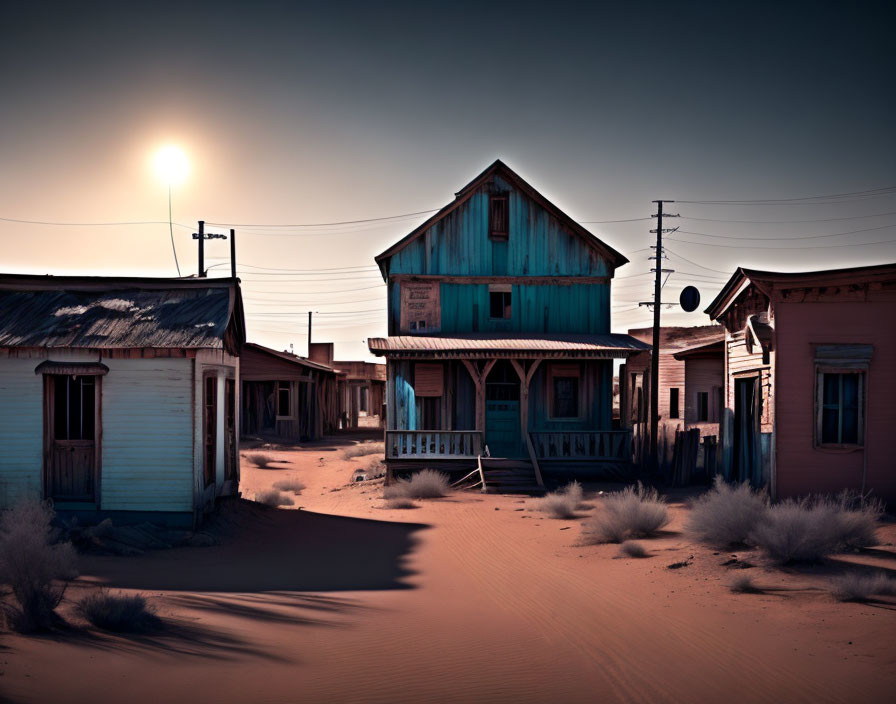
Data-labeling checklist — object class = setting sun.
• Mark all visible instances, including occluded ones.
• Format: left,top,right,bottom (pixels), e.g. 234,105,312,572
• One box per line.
153,144,189,185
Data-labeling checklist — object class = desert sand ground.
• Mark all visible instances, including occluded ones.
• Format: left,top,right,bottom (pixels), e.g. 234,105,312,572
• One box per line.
2,436,895,704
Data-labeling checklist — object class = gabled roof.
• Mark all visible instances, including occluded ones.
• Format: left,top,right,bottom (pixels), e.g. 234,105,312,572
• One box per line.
672,339,724,360
374,159,628,276
627,325,725,352
243,342,336,373
705,262,896,320
0,273,245,351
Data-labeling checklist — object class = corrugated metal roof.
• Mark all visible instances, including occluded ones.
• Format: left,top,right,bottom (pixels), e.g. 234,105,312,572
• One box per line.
368,333,650,357
0,278,237,349
244,342,336,373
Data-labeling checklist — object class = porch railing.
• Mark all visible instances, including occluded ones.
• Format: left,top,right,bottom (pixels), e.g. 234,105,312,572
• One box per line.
386,430,484,459
529,430,632,461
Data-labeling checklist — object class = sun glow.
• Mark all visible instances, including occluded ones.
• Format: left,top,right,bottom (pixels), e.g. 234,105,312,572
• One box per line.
153,145,189,185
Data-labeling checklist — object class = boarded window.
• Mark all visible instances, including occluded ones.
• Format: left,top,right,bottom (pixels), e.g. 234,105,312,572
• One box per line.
669,388,680,419
421,396,441,429
489,194,509,240
819,371,863,445
697,391,709,422
415,363,444,397
276,381,291,419
53,375,95,441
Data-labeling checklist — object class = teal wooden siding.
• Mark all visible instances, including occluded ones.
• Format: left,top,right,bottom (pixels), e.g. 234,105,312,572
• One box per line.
439,283,609,334
388,176,609,278
389,360,417,430
529,360,612,431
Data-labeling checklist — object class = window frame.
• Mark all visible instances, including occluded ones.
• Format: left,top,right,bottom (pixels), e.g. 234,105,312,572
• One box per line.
275,380,292,420
488,284,512,320
488,193,509,240
814,366,865,449
548,363,583,421
697,391,709,423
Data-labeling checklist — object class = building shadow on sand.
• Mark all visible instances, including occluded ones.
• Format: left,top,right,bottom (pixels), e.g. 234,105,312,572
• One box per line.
79,500,429,593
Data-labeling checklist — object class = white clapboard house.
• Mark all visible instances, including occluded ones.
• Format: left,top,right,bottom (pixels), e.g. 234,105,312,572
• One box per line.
0,274,245,527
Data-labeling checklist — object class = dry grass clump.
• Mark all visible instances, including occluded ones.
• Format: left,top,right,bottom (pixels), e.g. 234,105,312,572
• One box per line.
384,497,418,509
0,499,78,632
829,572,896,602
272,479,306,494
582,483,670,544
342,441,385,460
749,494,881,564
78,590,161,632
686,477,769,548
383,469,450,500
246,453,276,469
254,489,295,507
618,540,648,558
535,482,585,519
728,574,762,593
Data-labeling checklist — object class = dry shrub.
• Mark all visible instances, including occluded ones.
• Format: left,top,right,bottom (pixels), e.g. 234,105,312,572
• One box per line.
686,477,769,548
78,590,161,632
384,497,418,509
535,482,584,519
582,483,669,544
619,540,648,558
384,469,450,500
272,479,306,494
830,571,896,602
729,574,761,593
0,499,78,632
749,494,881,564
342,442,385,460
254,489,294,507
246,453,276,469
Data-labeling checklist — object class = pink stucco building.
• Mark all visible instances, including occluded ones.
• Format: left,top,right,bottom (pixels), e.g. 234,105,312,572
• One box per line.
705,263,896,505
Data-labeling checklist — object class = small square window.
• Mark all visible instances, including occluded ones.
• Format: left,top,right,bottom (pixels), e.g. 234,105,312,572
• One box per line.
489,290,511,319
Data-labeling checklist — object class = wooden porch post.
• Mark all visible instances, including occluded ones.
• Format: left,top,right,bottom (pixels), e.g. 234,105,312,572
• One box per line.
510,359,544,487
461,359,495,450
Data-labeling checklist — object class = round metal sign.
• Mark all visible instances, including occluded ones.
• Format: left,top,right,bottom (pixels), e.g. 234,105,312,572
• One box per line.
680,286,700,312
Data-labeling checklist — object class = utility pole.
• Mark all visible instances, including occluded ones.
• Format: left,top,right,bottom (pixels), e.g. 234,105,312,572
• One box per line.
307,311,313,357
645,200,679,477
197,220,205,277
230,228,237,278
192,221,229,278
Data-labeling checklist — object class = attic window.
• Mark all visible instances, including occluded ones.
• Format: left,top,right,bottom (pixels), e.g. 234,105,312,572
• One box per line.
489,194,509,240
489,284,512,319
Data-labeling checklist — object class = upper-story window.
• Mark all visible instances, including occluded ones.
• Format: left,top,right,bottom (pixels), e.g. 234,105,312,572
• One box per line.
489,193,509,240
489,284,512,319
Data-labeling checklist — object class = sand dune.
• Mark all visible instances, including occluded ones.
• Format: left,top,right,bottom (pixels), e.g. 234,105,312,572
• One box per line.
3,439,895,703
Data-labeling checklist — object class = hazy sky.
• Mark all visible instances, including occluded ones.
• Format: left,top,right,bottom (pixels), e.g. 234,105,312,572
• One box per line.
1,0,894,360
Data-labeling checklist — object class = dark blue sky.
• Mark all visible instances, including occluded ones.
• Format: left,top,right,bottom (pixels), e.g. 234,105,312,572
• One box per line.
1,0,894,355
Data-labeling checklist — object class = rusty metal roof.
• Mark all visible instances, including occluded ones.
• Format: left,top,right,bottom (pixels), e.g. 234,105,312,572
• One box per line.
368,333,650,358
0,274,243,350
244,342,336,373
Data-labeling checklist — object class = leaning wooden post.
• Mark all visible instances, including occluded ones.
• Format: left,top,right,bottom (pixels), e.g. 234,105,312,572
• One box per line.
510,359,544,487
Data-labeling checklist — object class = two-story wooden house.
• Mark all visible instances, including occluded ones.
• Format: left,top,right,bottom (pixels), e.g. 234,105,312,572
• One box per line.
368,160,649,489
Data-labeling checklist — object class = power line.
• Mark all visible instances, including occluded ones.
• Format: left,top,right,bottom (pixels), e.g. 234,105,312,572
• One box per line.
669,235,896,250
207,262,378,272
680,210,896,224
664,248,732,275
0,216,194,228
675,223,895,242
207,208,439,228
677,186,896,205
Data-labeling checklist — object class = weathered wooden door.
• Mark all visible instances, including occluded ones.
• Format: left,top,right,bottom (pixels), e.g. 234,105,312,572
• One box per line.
485,362,522,457
45,374,99,503
733,376,759,484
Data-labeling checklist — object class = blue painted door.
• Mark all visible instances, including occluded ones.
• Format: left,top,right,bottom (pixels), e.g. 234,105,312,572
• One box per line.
485,362,522,457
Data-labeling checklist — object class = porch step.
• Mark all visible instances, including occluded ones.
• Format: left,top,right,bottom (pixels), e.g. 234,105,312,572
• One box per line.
480,458,543,494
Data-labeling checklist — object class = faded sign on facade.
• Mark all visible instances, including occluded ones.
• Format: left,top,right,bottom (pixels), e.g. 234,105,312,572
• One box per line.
400,281,440,333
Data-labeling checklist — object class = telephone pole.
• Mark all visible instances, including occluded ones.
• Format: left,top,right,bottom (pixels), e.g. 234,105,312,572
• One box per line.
307,311,313,356
191,221,228,277
647,200,677,476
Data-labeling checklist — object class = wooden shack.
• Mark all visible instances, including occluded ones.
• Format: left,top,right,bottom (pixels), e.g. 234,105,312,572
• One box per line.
0,274,245,526
240,343,339,442
619,325,725,468
368,160,649,488
332,360,386,428
705,263,896,503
